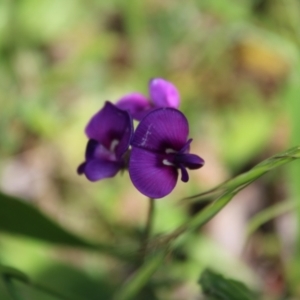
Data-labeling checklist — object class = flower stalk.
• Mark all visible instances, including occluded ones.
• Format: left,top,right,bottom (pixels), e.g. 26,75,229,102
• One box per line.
140,198,155,263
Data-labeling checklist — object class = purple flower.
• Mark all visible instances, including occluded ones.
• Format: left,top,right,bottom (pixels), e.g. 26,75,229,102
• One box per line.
78,101,133,181
129,108,204,198
116,78,180,120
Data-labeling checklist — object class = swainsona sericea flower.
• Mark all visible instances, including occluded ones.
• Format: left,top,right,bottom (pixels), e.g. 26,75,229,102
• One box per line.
129,108,204,198
116,78,180,120
77,101,133,181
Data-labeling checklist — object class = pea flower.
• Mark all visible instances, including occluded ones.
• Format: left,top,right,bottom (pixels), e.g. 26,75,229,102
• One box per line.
77,101,133,181
129,108,204,198
116,78,180,120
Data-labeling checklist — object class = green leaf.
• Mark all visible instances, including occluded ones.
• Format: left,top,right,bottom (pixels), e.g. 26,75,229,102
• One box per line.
199,269,257,300
35,263,115,300
1,262,116,300
109,145,300,299
0,265,21,300
0,192,133,260
184,145,300,205
150,145,300,275
0,264,70,300
0,191,97,247
178,145,300,234
246,200,299,236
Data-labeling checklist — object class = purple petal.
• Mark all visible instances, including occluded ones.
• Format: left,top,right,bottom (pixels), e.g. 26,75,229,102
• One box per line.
175,153,205,170
131,108,189,152
85,139,99,160
77,162,86,175
84,139,118,162
179,139,192,154
149,78,180,109
85,102,132,157
116,93,152,120
115,114,134,159
83,159,122,181
178,164,189,182
129,147,178,198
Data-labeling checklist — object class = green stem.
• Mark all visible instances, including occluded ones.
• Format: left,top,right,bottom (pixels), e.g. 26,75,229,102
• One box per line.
140,198,155,263
113,248,167,300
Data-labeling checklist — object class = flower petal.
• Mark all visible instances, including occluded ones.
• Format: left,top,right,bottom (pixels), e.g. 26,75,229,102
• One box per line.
131,108,189,152
114,109,134,159
77,162,86,175
178,164,189,182
83,159,122,181
179,139,192,154
129,147,178,198
149,78,180,108
175,153,205,169
85,101,133,156
85,139,99,160
116,93,152,120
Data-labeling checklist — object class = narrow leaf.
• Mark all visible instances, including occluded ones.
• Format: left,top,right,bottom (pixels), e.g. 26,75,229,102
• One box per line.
183,146,300,232
160,145,300,248
0,192,133,260
184,145,300,203
1,264,70,300
0,192,99,247
246,200,299,236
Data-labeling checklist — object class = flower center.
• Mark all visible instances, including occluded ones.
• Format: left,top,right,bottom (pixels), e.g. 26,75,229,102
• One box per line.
161,148,177,166
94,139,119,162
165,148,176,154
162,152,189,182
161,141,204,183
110,139,119,152
162,159,174,166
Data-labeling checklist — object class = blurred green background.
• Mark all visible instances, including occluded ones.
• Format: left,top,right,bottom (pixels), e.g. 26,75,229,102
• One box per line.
1,0,300,299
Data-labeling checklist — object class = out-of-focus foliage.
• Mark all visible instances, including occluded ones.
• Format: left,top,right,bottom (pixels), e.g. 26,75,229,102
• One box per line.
199,269,257,300
1,0,300,299
0,192,101,249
